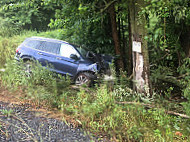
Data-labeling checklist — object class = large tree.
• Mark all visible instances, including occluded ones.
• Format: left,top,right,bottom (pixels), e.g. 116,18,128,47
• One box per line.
129,0,152,95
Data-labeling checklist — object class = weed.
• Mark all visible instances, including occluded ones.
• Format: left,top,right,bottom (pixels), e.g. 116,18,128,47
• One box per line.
1,109,13,117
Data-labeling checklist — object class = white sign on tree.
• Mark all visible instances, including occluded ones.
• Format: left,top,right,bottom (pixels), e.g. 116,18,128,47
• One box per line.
132,41,141,53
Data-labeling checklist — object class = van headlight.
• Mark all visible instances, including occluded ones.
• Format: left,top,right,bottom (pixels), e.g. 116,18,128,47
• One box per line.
89,63,99,72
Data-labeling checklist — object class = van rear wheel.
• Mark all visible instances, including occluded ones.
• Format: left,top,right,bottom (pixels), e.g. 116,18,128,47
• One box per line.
75,72,95,86
23,60,34,76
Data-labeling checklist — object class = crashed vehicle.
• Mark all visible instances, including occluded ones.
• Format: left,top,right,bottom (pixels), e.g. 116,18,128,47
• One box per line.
15,37,113,85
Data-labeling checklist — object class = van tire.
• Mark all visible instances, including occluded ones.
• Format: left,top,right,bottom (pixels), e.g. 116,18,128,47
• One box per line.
75,72,95,86
23,60,34,77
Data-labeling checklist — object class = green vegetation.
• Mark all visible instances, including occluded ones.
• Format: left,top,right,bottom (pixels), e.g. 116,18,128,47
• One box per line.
0,0,190,141
1,58,190,141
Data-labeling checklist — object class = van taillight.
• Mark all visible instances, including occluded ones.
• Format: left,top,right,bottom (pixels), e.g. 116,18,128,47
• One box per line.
16,48,20,53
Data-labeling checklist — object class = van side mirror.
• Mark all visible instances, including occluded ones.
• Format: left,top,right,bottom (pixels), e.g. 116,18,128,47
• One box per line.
70,54,80,60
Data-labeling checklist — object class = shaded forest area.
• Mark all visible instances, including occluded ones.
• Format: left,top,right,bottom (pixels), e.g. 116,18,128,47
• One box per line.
0,0,190,141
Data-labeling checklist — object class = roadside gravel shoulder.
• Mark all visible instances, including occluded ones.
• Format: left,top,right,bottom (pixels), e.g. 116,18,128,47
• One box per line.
0,101,95,142
0,85,97,142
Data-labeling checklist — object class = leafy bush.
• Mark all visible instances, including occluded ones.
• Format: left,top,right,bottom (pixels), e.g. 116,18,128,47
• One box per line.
0,17,21,37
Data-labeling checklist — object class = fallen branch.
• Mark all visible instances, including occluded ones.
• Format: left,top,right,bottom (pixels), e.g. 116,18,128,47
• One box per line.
116,101,154,108
158,76,183,88
166,111,190,119
116,101,190,119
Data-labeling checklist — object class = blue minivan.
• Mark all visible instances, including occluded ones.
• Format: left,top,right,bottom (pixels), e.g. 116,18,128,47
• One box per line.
15,37,112,85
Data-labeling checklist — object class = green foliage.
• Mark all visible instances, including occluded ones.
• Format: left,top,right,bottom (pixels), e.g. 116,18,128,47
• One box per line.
0,17,21,37
0,35,26,67
143,0,190,112
144,0,189,69
178,58,190,115
58,86,129,140
182,84,190,115
0,0,57,31
48,0,114,54
0,31,37,67
56,84,190,141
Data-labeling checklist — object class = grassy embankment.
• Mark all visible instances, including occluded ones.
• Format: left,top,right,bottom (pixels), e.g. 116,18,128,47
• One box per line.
0,30,189,141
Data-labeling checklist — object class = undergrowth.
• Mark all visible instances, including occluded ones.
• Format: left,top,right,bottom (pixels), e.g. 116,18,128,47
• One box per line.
0,60,189,141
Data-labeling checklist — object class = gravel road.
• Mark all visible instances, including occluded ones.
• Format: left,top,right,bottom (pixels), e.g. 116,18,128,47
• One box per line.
0,101,95,142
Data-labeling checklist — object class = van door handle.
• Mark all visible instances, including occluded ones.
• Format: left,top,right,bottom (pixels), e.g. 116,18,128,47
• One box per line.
38,52,43,55
56,57,62,60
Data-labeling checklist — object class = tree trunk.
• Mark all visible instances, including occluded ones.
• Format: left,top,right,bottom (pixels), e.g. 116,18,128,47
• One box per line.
109,3,124,71
181,26,190,57
129,0,152,95
121,18,127,70
128,9,133,76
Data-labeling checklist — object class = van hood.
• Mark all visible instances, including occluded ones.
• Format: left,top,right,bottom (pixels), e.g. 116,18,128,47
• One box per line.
85,51,113,75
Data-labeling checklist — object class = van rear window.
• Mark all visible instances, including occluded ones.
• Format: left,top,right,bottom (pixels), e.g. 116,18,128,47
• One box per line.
24,39,42,49
38,41,61,54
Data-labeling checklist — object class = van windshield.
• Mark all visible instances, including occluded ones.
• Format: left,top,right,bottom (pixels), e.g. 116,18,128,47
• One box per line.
76,47,88,57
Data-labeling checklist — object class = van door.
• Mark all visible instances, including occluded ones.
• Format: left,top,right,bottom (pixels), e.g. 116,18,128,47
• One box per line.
53,43,80,77
35,41,61,72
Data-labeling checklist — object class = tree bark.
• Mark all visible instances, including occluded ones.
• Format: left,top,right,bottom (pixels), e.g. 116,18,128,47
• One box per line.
129,0,152,95
181,26,190,57
128,9,133,76
121,19,127,70
109,3,124,70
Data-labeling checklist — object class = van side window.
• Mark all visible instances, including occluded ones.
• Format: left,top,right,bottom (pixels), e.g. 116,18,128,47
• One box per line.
25,40,42,49
60,43,79,58
38,41,61,54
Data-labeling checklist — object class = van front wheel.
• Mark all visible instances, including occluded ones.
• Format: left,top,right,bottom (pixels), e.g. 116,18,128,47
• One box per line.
75,72,95,86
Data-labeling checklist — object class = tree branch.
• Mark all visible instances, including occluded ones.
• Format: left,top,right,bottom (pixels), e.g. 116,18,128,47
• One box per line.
101,0,117,13
166,111,190,119
156,75,183,88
